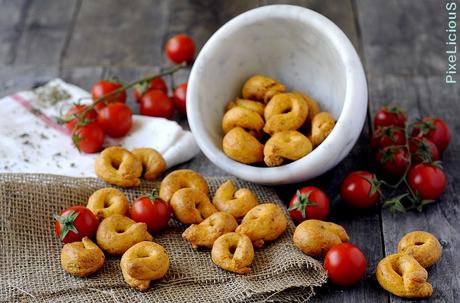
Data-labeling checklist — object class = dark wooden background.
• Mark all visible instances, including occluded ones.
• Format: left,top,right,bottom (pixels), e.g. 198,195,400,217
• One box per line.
0,1,458,302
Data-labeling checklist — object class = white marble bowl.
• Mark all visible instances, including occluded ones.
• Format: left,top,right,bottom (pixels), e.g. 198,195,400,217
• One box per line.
187,5,367,185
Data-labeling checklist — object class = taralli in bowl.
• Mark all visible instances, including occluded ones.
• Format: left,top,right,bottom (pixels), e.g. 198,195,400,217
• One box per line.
96,214,153,255
132,147,166,181
222,127,264,164
222,106,264,135
293,219,349,257
182,211,238,249
263,92,308,135
159,169,209,203
263,130,312,167
170,188,217,224
87,188,129,220
94,147,142,187
60,237,105,277
376,253,433,299
241,75,285,103
397,231,442,268
212,180,258,219
226,98,265,117
120,241,169,291
211,232,254,274
310,112,336,147
235,203,287,248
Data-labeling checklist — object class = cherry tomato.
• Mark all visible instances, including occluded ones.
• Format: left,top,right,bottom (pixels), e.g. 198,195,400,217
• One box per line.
288,187,330,224
412,117,451,153
73,122,105,153
130,191,171,232
97,102,132,138
140,89,175,119
64,105,97,131
165,34,195,64
408,163,446,200
54,206,99,243
371,126,406,149
373,106,407,128
91,80,127,110
133,77,168,102
340,171,380,208
409,137,439,164
324,243,367,286
376,145,410,178
173,82,187,114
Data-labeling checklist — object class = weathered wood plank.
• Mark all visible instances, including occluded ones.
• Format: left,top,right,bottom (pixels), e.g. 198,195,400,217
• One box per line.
355,0,447,78
0,65,58,97
367,75,460,303
63,0,170,67
0,0,29,64
260,0,360,50
13,0,79,66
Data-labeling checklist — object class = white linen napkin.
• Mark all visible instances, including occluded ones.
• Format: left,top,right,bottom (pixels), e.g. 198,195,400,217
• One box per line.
0,79,200,177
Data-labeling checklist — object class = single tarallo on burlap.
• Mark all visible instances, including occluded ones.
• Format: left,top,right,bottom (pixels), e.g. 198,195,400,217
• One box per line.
0,173,327,303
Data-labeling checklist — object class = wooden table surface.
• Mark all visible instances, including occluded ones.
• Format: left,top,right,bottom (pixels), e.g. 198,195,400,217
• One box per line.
0,1,458,302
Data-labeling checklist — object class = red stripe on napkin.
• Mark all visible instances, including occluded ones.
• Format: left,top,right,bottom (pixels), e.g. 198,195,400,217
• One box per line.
10,94,71,136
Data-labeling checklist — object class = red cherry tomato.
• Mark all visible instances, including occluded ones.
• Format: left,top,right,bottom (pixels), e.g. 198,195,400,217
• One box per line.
373,106,407,128
130,191,171,232
133,77,168,102
165,34,196,64
64,105,97,131
140,89,175,119
73,122,105,153
407,164,446,200
324,243,367,286
173,82,187,114
412,117,451,153
376,145,410,178
340,171,380,208
97,102,132,138
408,137,439,164
54,206,99,243
288,186,330,224
91,80,127,110
371,126,406,149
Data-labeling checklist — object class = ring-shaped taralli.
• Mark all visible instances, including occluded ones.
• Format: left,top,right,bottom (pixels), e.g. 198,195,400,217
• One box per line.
182,211,238,249
211,232,254,274
310,112,336,146
397,231,442,268
263,130,313,167
170,188,217,224
293,219,349,257
60,237,105,277
120,241,169,291
295,92,320,121
132,148,166,181
223,127,264,164
242,75,286,103
226,98,265,117
159,169,209,203
263,93,308,135
222,106,264,134
94,146,143,187
235,203,287,248
96,214,153,255
376,253,433,299
87,188,129,219
212,180,258,219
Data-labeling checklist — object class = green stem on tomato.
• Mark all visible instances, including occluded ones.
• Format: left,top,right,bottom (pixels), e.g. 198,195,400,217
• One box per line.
68,62,187,145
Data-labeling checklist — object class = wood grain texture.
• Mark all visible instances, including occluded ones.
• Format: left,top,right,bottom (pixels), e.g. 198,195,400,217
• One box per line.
13,0,79,66
355,0,447,78
368,75,460,303
0,0,29,64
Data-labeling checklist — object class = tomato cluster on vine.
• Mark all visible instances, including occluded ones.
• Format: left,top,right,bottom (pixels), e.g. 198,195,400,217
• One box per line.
60,34,195,154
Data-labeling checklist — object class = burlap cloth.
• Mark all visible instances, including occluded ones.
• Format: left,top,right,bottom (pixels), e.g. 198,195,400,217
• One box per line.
0,173,327,303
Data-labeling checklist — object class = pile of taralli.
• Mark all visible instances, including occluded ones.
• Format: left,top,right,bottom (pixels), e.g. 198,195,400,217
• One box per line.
222,75,336,166
54,146,290,290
